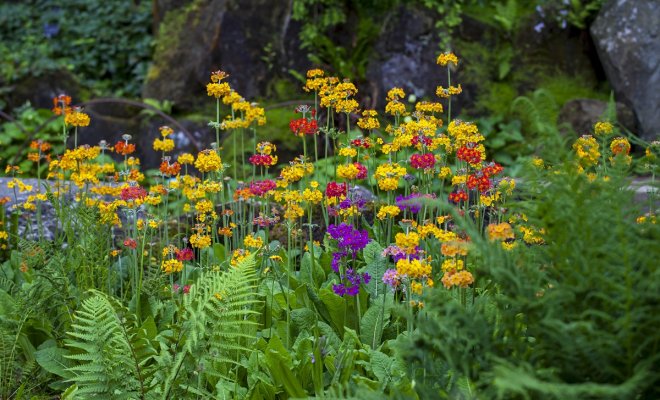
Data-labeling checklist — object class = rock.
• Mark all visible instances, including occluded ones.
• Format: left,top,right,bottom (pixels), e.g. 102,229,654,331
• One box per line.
558,99,637,135
365,6,448,110
2,69,80,111
591,0,660,140
143,0,294,112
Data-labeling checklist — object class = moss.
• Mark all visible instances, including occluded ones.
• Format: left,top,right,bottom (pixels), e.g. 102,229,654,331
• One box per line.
537,73,608,106
147,0,204,82
476,82,518,117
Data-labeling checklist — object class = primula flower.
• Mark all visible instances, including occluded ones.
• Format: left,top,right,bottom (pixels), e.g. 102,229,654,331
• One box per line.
114,140,136,156
161,259,184,274
120,186,147,201
466,173,491,193
327,223,370,253
52,94,72,115
441,269,474,288
457,145,482,165
377,205,401,220
195,150,223,173
249,154,277,166
64,108,91,127
333,268,370,297
610,137,631,155
410,153,436,170
289,117,318,136
176,247,194,261
436,52,459,66
159,161,181,176
594,121,614,136
486,222,515,241
325,182,348,198
448,190,468,204
249,180,277,196
153,138,175,152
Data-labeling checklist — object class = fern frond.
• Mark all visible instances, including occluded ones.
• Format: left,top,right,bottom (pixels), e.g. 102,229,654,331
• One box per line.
65,291,155,399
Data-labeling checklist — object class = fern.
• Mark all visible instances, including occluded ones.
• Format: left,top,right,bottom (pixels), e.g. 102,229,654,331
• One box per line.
158,254,260,398
65,291,156,399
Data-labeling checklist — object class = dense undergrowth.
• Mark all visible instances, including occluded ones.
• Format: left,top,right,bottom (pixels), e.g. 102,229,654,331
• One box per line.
0,52,658,400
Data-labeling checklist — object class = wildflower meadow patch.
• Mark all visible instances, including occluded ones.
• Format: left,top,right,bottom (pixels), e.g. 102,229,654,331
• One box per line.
0,52,658,399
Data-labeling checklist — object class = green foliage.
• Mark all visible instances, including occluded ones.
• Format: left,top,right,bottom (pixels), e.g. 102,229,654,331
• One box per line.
65,292,155,398
292,0,393,80
0,103,64,174
404,158,660,398
0,0,153,97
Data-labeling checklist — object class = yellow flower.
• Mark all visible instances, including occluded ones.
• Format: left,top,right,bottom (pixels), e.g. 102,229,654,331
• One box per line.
178,153,195,165
486,222,514,241
190,233,211,249
195,150,223,173
230,249,251,266
153,138,175,152
395,232,420,254
441,258,464,272
303,188,323,204
594,121,614,136
415,101,443,114
207,82,231,98
377,205,401,220
441,270,473,289
396,258,431,279
244,234,264,249
436,52,458,66
64,110,91,127
573,135,600,168
161,259,184,274
339,147,358,158
374,162,407,191
386,87,405,101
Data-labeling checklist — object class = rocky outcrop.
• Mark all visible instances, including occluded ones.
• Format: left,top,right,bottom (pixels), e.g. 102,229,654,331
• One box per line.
365,6,446,109
591,0,660,140
558,99,637,135
142,0,297,112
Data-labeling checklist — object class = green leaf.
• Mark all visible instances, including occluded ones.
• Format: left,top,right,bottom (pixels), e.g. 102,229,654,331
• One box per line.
264,336,306,398
35,341,74,379
359,295,392,349
320,289,346,336
212,243,226,262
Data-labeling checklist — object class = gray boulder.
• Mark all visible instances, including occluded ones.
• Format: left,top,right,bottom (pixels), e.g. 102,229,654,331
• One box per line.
591,0,660,140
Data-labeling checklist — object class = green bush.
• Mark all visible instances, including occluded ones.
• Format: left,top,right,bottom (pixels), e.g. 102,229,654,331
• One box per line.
0,0,152,97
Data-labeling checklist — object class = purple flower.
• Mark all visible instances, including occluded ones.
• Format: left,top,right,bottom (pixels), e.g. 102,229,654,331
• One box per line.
327,223,370,253
395,193,431,214
382,269,400,288
332,268,371,297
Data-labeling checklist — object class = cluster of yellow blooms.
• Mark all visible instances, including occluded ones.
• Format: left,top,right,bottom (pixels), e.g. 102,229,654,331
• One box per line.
374,162,407,191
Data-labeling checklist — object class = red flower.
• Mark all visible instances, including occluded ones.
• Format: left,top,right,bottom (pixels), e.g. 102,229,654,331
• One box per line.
176,247,194,261
326,182,348,198
456,146,481,165
351,138,371,149
481,162,503,178
123,238,137,249
448,190,468,203
410,153,436,170
411,135,432,147
120,186,148,201
355,162,368,180
249,179,277,196
466,173,491,192
289,117,318,136
249,154,276,166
